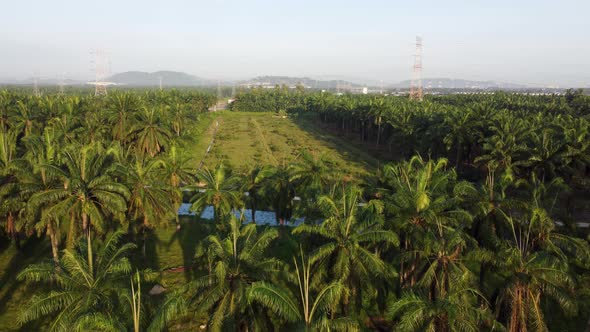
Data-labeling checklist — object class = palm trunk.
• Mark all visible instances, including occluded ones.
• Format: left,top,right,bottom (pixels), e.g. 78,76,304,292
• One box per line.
47,220,59,264
251,196,257,224
6,212,19,249
14,233,20,250
487,168,495,202
67,212,76,248
87,228,93,271
376,118,382,147
83,213,93,272
131,272,141,332
143,216,150,256
455,142,462,168
509,283,525,332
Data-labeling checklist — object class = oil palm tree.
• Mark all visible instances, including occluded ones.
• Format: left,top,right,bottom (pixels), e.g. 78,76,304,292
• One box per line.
17,230,135,331
387,286,495,332
265,164,295,225
108,92,141,142
21,128,70,257
443,108,476,168
289,151,335,200
294,184,399,314
80,111,108,145
120,157,175,254
493,213,581,332
13,100,36,137
0,90,12,131
128,107,172,157
241,165,270,224
123,157,174,227
248,250,358,331
481,172,589,331
30,145,129,268
161,145,194,188
475,114,531,186
370,96,388,146
161,144,194,226
188,215,281,331
0,128,21,248
169,102,188,136
0,182,26,250
382,156,475,287
189,163,243,223
523,125,567,182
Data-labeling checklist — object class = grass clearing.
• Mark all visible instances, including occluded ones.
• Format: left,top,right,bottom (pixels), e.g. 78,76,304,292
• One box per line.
177,112,217,169
198,111,379,178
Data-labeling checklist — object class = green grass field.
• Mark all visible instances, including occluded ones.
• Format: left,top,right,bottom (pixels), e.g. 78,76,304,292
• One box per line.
196,112,379,178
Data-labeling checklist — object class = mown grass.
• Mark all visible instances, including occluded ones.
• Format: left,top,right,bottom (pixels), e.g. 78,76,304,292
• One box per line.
199,111,378,178
176,111,218,169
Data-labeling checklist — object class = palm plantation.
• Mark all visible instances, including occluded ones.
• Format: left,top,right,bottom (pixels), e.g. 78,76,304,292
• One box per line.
0,88,588,331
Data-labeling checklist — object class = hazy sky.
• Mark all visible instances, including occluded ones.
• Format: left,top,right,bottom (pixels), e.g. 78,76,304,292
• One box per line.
1,0,589,86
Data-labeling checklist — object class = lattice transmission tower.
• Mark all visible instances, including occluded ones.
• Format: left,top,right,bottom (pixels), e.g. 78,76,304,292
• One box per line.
32,74,40,97
409,36,423,101
91,49,109,96
58,72,65,96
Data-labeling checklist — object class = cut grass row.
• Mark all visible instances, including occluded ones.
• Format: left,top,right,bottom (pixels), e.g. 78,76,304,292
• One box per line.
199,111,379,179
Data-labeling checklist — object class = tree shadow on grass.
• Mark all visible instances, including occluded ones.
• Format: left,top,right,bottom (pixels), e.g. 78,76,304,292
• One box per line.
290,115,385,173
164,216,213,282
0,236,50,331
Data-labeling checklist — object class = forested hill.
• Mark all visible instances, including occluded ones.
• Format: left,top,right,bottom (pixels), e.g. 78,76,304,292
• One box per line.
240,76,361,89
108,71,214,86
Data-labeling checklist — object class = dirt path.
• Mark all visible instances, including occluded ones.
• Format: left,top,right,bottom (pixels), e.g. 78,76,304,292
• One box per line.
198,119,220,169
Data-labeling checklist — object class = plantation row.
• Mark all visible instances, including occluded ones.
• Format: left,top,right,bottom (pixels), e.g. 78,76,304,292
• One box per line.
232,89,590,224
0,89,219,255
0,89,589,331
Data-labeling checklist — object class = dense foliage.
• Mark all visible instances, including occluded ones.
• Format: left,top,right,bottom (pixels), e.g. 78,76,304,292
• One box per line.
1,88,590,331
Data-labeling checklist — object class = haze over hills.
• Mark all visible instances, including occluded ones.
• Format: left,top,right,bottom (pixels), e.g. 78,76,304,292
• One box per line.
107,71,214,86
0,71,571,90
102,72,548,90
239,76,362,89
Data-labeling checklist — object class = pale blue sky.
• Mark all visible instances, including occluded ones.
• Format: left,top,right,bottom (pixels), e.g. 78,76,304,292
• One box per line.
0,0,588,86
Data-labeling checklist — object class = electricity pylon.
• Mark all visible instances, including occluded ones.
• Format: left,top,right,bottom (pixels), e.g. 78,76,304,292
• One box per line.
409,36,423,101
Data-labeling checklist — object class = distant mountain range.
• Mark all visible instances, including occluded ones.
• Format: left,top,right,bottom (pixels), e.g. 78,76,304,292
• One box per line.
103,73,536,90
0,71,561,90
238,76,363,89
107,71,214,86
